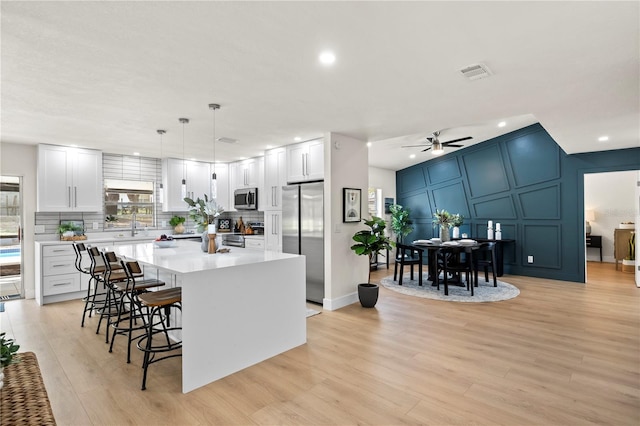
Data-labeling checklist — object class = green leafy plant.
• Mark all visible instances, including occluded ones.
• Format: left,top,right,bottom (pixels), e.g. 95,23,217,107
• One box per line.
389,204,413,244
169,216,186,227
1,332,20,368
184,194,224,231
57,223,80,235
105,215,118,223
433,209,453,228
451,213,464,227
350,216,395,284
627,231,635,261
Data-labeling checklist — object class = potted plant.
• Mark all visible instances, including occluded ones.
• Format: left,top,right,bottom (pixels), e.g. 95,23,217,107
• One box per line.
169,216,186,234
433,209,454,241
350,216,394,308
389,204,413,244
622,231,635,273
57,223,80,238
184,195,225,251
451,213,464,239
1,332,20,390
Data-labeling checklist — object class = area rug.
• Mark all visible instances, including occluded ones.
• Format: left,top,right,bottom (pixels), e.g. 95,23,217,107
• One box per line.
306,308,321,318
380,273,519,302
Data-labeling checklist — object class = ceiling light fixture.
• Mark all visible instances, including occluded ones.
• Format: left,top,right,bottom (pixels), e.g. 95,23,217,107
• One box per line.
366,142,372,148
179,118,189,199
294,136,302,142
319,50,336,65
133,152,140,156
409,154,416,159
431,140,445,156
209,103,220,200
156,129,166,204
598,135,609,142
498,121,506,128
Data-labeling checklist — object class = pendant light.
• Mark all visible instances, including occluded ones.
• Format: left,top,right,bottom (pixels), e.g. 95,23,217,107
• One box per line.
209,103,220,199
179,118,189,199
156,129,166,203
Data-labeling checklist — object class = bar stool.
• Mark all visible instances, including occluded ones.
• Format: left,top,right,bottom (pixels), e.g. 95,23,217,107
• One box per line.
74,242,102,327
96,250,129,343
121,261,182,390
109,261,166,363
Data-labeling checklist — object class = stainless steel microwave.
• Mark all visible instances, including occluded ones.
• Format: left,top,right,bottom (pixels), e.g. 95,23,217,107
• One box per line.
233,187,258,210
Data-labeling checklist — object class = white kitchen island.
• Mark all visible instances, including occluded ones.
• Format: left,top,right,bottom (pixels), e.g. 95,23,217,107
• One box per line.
112,240,306,393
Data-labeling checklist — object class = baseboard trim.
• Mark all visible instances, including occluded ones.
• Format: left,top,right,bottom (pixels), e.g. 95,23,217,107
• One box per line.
323,292,358,311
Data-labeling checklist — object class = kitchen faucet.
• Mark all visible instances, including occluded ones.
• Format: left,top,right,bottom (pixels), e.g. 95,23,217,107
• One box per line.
131,212,137,236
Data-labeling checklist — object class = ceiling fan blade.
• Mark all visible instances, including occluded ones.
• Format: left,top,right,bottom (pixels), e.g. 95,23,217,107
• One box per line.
441,136,472,145
402,144,431,148
444,144,464,148
426,137,434,142
421,146,432,152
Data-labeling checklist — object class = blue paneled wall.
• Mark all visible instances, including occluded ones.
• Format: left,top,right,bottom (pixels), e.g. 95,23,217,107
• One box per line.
396,123,640,282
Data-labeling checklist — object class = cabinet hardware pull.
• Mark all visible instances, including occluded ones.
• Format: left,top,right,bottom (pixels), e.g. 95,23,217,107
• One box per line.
52,263,71,268
68,186,71,207
74,186,78,207
53,282,71,286
52,249,67,252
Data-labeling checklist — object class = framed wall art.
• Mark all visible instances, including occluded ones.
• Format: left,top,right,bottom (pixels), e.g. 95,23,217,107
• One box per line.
343,188,361,223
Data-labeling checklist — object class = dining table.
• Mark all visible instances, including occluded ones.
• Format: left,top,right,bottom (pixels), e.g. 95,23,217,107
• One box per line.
412,239,482,286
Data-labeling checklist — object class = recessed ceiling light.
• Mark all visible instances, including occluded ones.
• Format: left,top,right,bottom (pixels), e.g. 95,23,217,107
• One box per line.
189,158,196,161
294,137,302,142
366,142,372,148
319,50,336,65
409,154,416,159
598,135,609,142
498,121,506,128
133,152,140,156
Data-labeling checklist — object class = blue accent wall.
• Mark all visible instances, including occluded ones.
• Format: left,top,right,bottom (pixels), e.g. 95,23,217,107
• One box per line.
396,123,640,282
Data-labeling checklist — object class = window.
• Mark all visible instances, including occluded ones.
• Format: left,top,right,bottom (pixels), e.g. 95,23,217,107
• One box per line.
104,179,154,229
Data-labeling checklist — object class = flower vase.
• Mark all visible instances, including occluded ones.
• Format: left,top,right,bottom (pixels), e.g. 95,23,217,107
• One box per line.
174,223,185,234
201,231,209,252
440,225,450,242
452,226,460,239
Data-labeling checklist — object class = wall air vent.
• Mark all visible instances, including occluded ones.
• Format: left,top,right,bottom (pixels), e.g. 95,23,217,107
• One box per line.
216,137,238,144
460,63,492,81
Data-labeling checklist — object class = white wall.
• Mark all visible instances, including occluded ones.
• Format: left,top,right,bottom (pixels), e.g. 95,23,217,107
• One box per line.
323,133,369,310
0,142,37,299
584,170,637,262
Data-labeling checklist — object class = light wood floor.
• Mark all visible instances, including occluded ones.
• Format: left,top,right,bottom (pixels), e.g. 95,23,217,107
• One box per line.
1,262,638,425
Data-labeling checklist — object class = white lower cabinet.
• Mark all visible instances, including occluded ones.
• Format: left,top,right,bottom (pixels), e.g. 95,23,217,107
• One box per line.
244,236,265,251
36,243,85,304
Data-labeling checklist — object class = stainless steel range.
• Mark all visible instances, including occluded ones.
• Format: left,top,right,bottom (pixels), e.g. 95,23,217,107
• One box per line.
221,234,245,248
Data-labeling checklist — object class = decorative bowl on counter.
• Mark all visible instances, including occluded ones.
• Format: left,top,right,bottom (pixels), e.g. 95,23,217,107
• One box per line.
154,240,177,248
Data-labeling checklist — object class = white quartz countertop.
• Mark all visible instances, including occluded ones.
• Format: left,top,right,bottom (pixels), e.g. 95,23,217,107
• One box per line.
111,240,299,274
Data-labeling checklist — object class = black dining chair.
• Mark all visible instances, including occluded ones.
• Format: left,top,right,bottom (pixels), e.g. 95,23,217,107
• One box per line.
473,242,498,287
435,245,475,296
394,243,424,286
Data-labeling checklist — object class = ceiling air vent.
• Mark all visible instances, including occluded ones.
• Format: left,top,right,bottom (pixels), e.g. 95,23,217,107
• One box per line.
460,63,492,81
216,137,237,144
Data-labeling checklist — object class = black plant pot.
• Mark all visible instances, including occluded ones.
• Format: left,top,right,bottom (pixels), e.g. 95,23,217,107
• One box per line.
358,283,379,308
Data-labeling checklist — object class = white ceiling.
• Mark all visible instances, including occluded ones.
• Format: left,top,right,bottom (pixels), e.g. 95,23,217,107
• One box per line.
2,1,638,171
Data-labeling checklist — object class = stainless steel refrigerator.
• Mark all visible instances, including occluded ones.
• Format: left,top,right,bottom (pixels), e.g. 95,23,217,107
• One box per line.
282,182,324,303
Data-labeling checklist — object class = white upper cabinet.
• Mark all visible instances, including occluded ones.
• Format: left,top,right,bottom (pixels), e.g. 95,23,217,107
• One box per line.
286,138,324,183
162,158,210,211
229,156,264,211
263,147,286,211
37,144,103,212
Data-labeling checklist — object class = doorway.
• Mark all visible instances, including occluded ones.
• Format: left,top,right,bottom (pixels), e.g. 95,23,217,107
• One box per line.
0,176,23,299
584,170,638,286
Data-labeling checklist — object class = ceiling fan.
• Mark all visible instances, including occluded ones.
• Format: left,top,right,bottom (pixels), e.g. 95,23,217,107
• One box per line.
403,130,472,155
